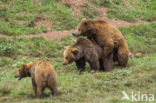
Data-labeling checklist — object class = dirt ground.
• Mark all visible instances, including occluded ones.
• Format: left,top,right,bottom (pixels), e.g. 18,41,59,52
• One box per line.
0,0,152,41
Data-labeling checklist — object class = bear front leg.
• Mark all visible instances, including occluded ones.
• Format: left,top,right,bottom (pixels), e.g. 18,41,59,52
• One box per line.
75,57,86,74
102,52,113,71
32,79,37,96
102,44,114,71
99,59,104,71
113,48,118,62
88,58,100,71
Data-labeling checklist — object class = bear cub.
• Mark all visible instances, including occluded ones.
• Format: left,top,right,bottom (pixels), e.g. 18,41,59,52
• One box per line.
63,38,103,73
15,60,58,98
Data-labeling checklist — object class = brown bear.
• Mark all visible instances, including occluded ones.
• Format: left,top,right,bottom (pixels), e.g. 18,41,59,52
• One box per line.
63,38,103,73
14,60,58,98
113,48,133,63
72,18,130,71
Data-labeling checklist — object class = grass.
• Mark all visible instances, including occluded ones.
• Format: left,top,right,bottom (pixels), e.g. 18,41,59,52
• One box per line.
92,0,156,22
0,0,78,35
0,23,155,57
0,23,156,103
0,37,63,57
119,23,156,54
0,0,155,36
82,3,100,19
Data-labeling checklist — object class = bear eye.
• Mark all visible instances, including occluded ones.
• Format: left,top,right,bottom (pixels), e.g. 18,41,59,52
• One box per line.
78,29,80,31
66,57,68,59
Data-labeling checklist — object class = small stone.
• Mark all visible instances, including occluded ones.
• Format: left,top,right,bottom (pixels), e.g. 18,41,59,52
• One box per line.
135,52,143,56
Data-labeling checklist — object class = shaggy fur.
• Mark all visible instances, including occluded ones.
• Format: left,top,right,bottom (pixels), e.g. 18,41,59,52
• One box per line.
63,38,103,73
72,18,131,71
15,60,58,98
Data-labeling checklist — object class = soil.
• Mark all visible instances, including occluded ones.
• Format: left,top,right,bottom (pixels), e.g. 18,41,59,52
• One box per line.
0,0,154,41
35,19,53,31
62,0,88,16
16,29,73,41
96,7,150,28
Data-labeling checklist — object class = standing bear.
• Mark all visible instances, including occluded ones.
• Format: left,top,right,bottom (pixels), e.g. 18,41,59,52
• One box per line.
63,38,103,73
15,60,58,98
72,18,130,71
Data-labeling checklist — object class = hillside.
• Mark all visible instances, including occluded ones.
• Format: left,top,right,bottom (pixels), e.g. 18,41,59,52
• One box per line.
0,0,156,103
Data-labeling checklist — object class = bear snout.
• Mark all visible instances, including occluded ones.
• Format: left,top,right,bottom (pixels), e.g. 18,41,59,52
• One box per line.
72,32,77,37
14,75,22,80
14,73,22,80
63,63,67,65
72,30,79,37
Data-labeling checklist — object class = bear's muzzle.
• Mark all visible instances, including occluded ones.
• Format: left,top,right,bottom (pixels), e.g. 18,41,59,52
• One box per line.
72,30,79,37
14,75,22,80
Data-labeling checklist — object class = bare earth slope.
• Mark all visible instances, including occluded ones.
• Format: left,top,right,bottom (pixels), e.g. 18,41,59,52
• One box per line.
0,0,153,41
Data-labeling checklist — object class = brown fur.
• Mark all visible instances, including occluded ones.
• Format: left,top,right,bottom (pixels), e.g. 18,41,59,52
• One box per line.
63,38,103,73
14,60,58,98
72,18,130,71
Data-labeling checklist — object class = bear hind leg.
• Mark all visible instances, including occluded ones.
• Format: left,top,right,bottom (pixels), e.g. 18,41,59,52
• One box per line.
36,86,45,99
103,52,113,71
32,79,37,96
49,83,59,96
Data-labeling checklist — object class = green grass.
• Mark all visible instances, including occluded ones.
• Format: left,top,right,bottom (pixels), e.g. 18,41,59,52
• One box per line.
82,3,100,19
0,37,64,57
0,53,156,103
119,23,156,54
0,0,78,35
0,23,155,57
0,23,156,103
92,0,156,22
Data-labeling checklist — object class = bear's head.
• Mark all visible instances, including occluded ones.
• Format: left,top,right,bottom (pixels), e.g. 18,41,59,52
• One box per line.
14,63,32,80
63,46,82,65
72,18,94,37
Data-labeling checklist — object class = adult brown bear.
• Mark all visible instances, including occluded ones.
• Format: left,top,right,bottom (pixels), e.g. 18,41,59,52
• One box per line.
72,18,130,71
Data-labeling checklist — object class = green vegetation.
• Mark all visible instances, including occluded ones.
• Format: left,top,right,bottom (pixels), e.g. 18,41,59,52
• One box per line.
0,0,78,35
92,0,156,22
120,23,156,54
0,37,63,57
0,0,156,102
0,0,155,36
83,3,100,18
0,23,156,103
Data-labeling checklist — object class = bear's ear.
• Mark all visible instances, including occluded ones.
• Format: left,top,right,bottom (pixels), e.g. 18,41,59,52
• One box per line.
84,21,88,26
64,46,69,49
81,18,88,26
82,18,86,21
21,63,27,68
27,62,33,68
83,20,92,27
72,48,79,56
